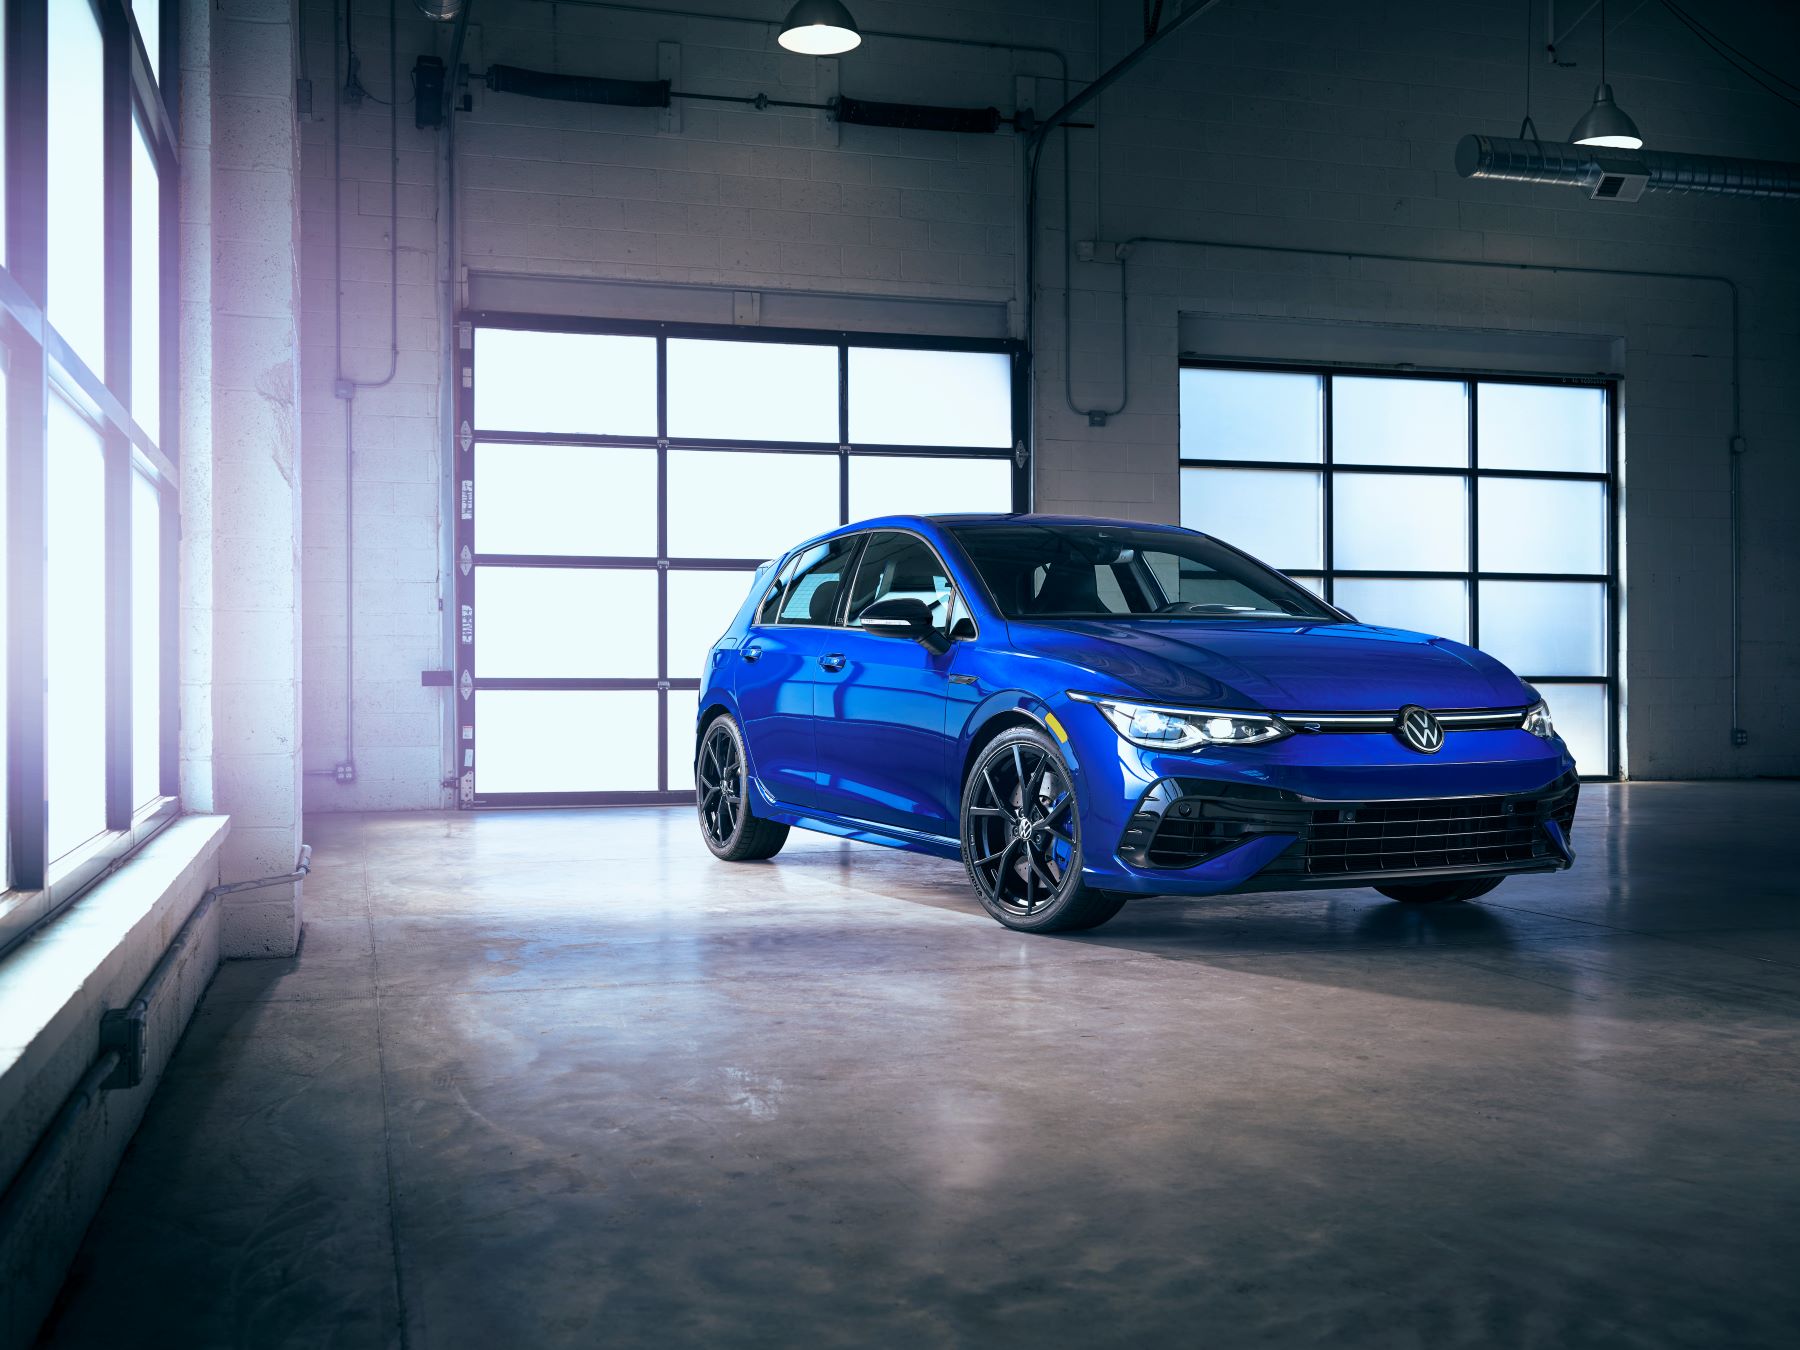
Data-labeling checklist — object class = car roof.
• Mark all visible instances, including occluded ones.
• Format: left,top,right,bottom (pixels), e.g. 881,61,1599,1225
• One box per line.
851,512,1193,531
772,513,1199,562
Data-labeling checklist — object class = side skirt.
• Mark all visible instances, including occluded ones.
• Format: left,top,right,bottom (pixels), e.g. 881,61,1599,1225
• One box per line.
750,780,963,861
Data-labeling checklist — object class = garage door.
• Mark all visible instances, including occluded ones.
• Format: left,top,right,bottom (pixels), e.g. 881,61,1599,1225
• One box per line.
455,320,1023,805
1179,363,1618,777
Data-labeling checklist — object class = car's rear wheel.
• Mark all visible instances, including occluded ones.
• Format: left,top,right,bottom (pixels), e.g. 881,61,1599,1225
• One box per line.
960,726,1127,933
696,715,789,861
1374,876,1505,903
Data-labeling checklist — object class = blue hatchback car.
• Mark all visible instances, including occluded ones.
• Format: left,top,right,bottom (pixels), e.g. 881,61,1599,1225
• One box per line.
693,515,1577,933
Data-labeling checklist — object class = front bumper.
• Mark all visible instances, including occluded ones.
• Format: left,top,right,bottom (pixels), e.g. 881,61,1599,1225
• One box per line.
1105,770,1579,895
1053,696,1580,896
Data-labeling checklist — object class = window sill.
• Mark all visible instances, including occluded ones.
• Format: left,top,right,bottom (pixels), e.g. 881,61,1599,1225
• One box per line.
0,814,230,1131
1,798,181,960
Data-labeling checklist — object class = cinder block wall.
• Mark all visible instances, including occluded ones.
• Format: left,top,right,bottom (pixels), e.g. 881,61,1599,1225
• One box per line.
293,0,1798,794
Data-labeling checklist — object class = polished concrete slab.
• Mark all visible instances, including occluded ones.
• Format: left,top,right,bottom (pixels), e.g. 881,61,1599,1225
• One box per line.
37,783,1800,1349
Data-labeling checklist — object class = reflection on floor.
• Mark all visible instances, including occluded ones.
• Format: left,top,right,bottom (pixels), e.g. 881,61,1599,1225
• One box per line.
38,783,1800,1349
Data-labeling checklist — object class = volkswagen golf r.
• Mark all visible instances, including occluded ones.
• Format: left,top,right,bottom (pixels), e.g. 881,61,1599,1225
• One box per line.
692,515,1577,934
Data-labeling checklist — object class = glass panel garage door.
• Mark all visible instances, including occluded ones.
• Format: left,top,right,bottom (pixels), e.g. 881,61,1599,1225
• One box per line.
1180,365,1617,778
456,320,1022,805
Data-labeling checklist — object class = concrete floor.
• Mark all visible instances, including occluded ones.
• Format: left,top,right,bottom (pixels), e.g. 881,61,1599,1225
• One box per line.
34,783,1800,1349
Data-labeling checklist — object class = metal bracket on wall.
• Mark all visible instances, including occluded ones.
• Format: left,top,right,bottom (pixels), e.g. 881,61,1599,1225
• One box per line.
659,42,681,134
818,57,840,148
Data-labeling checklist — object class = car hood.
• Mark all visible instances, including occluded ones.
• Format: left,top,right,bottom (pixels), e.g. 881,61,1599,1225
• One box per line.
1007,618,1533,711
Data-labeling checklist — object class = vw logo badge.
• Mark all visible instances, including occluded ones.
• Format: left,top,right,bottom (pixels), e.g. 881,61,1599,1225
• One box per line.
1396,704,1445,754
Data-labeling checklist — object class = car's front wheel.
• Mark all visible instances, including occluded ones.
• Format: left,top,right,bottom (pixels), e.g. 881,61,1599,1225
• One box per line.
960,726,1127,933
696,715,789,862
1374,876,1505,903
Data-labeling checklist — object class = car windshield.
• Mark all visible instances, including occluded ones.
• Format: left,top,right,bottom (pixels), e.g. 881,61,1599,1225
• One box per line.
949,523,1336,622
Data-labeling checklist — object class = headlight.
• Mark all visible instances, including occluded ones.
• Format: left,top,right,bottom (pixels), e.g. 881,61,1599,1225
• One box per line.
1069,692,1289,750
1522,699,1557,740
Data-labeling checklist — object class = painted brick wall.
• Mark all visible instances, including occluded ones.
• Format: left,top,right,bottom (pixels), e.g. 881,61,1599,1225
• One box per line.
299,2,450,810
291,0,1798,794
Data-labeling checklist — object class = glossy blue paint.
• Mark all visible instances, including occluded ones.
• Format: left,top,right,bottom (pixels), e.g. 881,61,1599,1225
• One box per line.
698,514,1578,898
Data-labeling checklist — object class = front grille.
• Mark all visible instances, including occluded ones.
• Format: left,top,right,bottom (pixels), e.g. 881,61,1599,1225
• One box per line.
1302,797,1537,875
1127,773,1579,880
1141,810,1246,868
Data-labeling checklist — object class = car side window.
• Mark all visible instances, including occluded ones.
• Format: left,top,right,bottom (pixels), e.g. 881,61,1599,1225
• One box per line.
754,553,802,626
845,531,958,635
773,535,862,626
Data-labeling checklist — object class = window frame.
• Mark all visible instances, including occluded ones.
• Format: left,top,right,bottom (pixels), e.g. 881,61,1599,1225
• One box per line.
1180,359,1619,780
457,313,1026,807
842,527,973,639
3,0,179,956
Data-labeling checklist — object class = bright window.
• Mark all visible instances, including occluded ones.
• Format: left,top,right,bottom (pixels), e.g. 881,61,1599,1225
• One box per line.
131,119,162,440
848,348,1013,448
133,0,161,81
473,329,658,437
132,471,162,806
474,443,657,557
667,339,839,443
1179,467,1323,571
845,453,1012,522
666,449,839,559
1179,368,1322,463
1182,366,1615,774
47,0,107,371
47,396,108,860
1,0,178,942
463,327,1017,800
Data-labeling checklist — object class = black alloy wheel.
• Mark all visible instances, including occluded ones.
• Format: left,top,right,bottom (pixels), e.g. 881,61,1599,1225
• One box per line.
960,726,1127,933
696,716,788,861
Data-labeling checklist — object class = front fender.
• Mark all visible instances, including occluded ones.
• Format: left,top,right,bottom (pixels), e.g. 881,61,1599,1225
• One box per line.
954,688,1088,783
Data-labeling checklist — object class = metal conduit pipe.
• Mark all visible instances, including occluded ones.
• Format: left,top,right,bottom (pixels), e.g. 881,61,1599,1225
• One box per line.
316,0,404,786
1023,0,1227,428
1457,134,1800,200
0,1052,121,1241
1095,234,1746,751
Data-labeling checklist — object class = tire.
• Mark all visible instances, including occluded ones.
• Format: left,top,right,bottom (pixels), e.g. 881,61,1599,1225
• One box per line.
696,715,789,862
959,725,1128,934
1374,876,1506,904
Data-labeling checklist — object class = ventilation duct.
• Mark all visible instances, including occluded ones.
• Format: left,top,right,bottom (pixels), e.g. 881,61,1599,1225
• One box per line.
835,96,1001,135
1457,135,1800,201
485,64,670,108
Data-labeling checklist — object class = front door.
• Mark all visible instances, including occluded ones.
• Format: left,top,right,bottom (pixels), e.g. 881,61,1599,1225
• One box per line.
810,531,963,836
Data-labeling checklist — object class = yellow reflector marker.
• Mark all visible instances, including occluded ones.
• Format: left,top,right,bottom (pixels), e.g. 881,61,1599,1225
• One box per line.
1044,711,1069,743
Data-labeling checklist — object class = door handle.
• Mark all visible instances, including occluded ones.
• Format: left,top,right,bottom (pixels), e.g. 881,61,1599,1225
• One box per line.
742,644,763,663
819,652,846,672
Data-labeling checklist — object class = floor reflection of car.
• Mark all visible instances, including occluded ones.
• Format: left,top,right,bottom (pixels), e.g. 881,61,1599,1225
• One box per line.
691,514,1578,934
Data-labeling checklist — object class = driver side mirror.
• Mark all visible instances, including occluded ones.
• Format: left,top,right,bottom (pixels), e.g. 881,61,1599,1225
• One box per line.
857,596,948,654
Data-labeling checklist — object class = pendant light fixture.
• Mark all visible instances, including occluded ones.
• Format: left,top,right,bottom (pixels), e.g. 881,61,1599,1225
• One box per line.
1569,0,1643,148
777,0,863,56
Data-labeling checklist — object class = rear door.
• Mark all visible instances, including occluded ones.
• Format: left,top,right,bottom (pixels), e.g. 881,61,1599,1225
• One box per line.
734,535,863,809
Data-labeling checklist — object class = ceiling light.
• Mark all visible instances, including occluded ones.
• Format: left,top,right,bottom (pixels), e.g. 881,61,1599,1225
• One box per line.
778,0,862,56
1569,0,1643,149
1570,84,1643,148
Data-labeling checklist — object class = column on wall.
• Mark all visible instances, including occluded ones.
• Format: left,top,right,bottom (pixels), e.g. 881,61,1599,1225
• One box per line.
206,0,306,957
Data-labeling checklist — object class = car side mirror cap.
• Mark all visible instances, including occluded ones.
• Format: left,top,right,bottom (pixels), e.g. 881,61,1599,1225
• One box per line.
857,596,947,653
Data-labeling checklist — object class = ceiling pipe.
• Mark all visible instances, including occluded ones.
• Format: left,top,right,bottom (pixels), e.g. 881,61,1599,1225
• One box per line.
1457,134,1800,200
